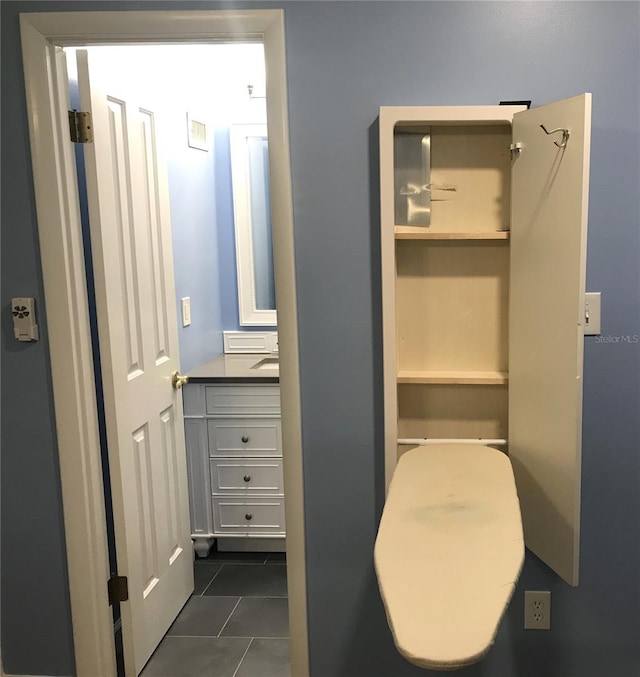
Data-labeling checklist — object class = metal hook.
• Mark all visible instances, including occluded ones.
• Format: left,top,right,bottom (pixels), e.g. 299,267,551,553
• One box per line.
540,123,570,148
247,84,266,101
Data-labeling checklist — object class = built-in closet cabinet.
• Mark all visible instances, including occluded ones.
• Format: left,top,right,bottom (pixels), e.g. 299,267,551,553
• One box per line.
380,96,591,586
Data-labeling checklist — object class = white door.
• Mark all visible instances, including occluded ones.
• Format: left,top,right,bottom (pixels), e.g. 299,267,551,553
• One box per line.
510,94,592,586
76,49,194,674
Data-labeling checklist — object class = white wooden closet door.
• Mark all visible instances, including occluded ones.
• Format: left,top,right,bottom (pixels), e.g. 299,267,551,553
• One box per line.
510,94,591,586
77,50,193,674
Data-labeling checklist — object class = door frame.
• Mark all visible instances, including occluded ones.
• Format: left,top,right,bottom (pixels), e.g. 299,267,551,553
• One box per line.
19,10,307,677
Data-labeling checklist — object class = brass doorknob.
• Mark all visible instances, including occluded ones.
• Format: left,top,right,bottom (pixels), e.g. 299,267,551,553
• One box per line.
171,371,189,390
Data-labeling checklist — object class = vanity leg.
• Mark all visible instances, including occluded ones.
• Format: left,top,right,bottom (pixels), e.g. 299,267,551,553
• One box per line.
193,536,215,558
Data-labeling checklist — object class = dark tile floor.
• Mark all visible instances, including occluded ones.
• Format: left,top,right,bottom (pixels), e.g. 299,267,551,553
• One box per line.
141,550,289,677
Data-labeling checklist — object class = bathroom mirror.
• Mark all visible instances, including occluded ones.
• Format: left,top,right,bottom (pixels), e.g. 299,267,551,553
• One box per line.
230,123,277,326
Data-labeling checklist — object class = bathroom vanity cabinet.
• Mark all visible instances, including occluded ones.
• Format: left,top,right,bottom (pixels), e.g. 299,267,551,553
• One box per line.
380,97,591,585
183,365,285,556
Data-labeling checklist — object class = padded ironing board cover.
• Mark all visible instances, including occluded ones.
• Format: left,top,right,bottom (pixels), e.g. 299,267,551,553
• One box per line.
375,444,524,671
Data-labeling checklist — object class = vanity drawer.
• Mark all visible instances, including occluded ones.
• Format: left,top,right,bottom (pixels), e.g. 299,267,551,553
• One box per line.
210,459,284,494
212,498,285,534
208,419,282,457
204,385,280,417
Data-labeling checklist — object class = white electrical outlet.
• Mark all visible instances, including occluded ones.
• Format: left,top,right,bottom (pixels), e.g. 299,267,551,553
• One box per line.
524,590,551,630
181,297,191,327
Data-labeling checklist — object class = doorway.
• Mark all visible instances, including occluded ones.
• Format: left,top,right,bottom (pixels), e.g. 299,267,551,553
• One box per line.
19,10,307,677
67,40,289,676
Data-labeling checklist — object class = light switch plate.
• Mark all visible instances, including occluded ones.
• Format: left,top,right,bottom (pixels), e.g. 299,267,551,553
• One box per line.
181,297,191,327
584,292,601,335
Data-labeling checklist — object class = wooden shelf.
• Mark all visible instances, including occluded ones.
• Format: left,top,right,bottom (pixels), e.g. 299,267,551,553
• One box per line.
397,370,508,385
394,227,509,240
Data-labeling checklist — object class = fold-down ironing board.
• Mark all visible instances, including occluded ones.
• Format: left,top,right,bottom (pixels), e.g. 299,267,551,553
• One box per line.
374,444,524,671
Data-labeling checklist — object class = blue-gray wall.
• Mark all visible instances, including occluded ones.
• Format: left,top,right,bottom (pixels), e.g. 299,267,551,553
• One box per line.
166,108,225,372
2,2,639,676
169,122,272,373
171,122,273,353
151,80,270,372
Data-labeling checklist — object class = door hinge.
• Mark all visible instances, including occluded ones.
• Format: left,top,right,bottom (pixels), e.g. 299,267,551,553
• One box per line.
68,110,93,144
107,575,129,605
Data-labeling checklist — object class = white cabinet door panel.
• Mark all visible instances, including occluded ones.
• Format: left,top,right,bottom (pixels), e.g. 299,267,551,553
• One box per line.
185,419,214,535
510,93,591,586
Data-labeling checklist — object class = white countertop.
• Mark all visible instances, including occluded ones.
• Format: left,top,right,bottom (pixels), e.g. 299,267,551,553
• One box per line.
186,354,279,382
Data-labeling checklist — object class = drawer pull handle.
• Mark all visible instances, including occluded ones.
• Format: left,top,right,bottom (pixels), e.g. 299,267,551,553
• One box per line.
243,475,251,482
241,436,249,443
245,513,253,521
